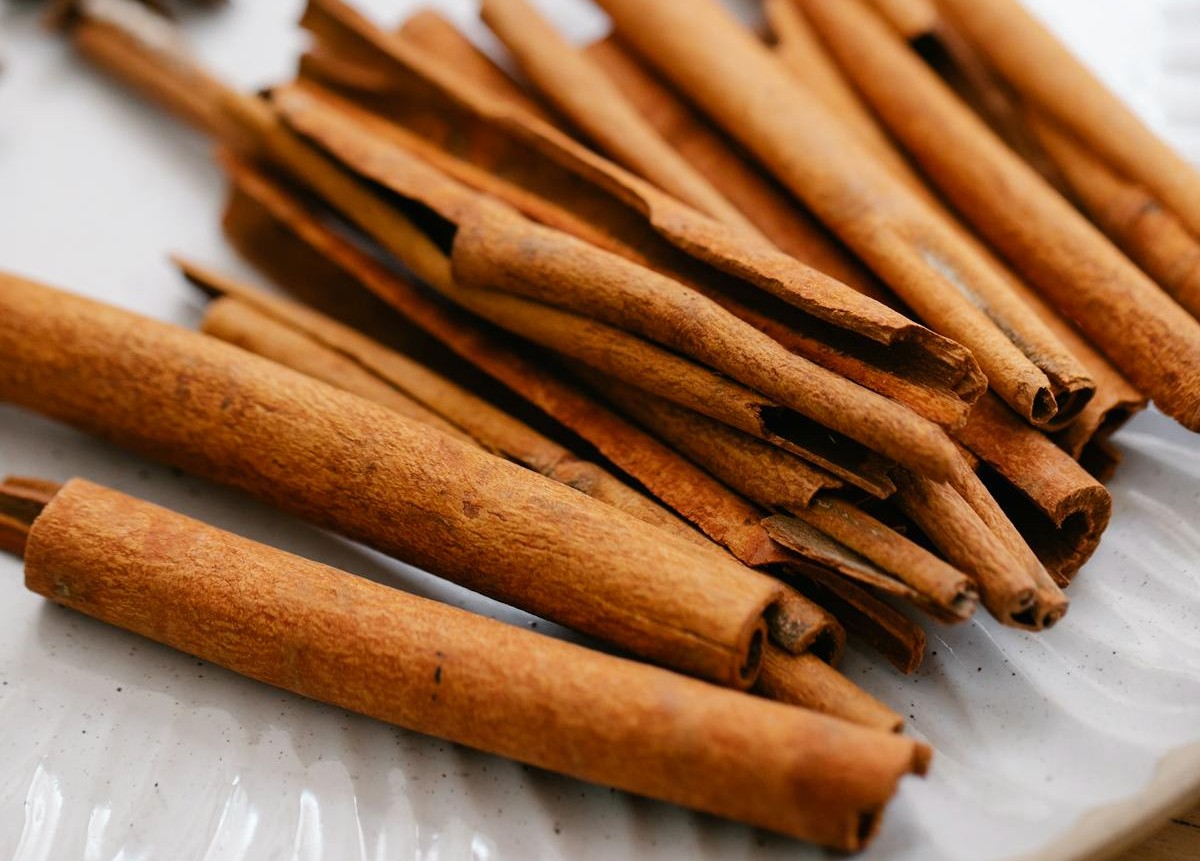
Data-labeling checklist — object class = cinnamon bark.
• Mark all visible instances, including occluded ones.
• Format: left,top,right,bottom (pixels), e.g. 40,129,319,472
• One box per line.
768,1,1144,467
218,156,924,672
1028,113,1200,322
396,8,557,125
597,0,1091,429
584,35,884,299
934,0,1200,241
586,373,977,623
958,396,1112,584
13,478,929,849
294,0,987,433
891,469,1045,629
479,0,760,234
757,646,904,734
797,0,1200,432
188,271,706,547
0,271,790,688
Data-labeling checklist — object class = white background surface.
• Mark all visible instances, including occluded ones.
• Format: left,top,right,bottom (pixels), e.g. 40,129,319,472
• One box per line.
1,2,1199,859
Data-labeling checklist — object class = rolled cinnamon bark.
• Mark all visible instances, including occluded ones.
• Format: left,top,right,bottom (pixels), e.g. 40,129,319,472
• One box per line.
294,0,988,431
1028,114,1200,322
584,35,883,298
585,372,977,622
596,0,1091,429
194,287,704,547
10,478,929,849
0,271,788,688
863,0,939,39
219,157,920,671
934,0,1200,241
758,647,903,734
396,8,557,125
480,0,760,234
891,469,1044,629
958,396,1112,584
767,2,1144,467
797,0,1200,432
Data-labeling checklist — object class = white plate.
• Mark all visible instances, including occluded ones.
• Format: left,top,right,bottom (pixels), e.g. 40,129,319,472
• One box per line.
1,2,1198,859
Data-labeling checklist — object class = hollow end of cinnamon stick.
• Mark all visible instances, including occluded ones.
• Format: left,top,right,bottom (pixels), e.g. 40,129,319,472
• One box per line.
0,478,62,559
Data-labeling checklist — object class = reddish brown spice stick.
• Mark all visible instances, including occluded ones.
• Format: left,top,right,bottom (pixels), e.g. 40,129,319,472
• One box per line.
596,0,1089,429
757,647,904,734
584,35,884,299
798,0,1200,431
14,479,929,850
479,0,761,234
935,0,1200,241
396,8,558,125
184,261,706,547
0,272,787,688
1028,114,1200,322
219,157,925,674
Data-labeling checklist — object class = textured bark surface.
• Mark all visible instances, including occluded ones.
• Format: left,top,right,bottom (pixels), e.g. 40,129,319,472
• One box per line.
797,0,1200,431
22,479,929,850
598,0,1089,428
0,272,785,688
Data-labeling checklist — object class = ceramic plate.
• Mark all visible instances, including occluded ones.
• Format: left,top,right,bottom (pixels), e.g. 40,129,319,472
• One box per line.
1,2,1198,859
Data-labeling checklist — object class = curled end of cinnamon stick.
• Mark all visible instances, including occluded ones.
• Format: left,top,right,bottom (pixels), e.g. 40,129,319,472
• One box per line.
0,477,62,558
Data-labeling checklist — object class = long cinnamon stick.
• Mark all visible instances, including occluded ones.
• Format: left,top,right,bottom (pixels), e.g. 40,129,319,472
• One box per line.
1028,113,1200,322
584,34,884,299
218,156,926,673
13,478,928,849
396,8,557,126
798,0,1200,432
295,0,987,432
0,271,789,688
597,0,1092,429
479,0,760,234
767,2,1145,470
187,270,707,547
934,0,1200,241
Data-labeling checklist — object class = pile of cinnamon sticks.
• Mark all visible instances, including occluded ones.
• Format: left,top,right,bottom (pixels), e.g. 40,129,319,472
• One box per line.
3,0,1198,849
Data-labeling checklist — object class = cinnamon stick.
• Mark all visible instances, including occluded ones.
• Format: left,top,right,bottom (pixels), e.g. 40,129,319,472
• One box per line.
958,396,1112,584
218,156,924,672
768,2,1145,468
13,478,929,849
0,271,789,688
891,469,1044,629
934,0,1200,241
396,8,557,126
797,0,1200,432
186,267,707,547
757,647,904,734
1028,113,1200,322
294,0,987,433
597,0,1093,429
585,372,978,623
584,35,884,299
479,0,761,234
